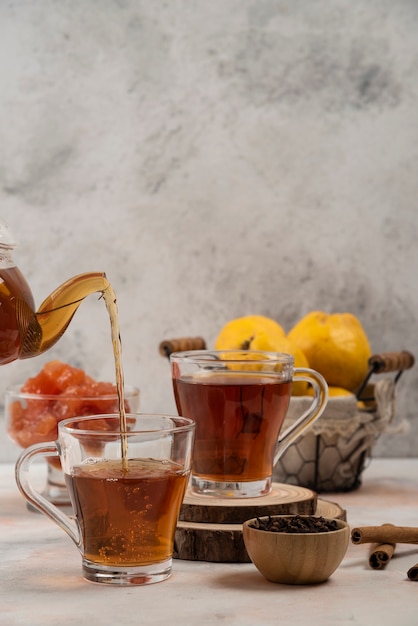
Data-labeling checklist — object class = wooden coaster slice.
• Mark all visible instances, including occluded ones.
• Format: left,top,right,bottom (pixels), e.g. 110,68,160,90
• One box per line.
179,482,317,524
315,498,347,521
175,520,249,563
174,497,346,563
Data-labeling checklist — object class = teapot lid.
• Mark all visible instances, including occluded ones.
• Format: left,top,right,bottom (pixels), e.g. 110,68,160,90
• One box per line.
0,220,16,248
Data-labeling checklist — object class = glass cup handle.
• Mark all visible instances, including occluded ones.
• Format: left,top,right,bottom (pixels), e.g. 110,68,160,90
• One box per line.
273,367,328,466
15,442,81,550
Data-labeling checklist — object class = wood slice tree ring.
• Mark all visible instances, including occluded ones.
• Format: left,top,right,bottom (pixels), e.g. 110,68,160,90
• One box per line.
174,498,346,563
315,499,347,521
179,482,317,524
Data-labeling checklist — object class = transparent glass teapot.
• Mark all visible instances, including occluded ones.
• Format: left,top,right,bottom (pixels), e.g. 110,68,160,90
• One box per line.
0,220,109,365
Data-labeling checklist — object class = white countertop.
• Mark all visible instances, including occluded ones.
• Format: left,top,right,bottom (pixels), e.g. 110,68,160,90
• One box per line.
1,459,418,626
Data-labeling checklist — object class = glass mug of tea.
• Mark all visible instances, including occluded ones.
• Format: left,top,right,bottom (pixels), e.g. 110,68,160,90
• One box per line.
171,350,328,498
15,413,195,585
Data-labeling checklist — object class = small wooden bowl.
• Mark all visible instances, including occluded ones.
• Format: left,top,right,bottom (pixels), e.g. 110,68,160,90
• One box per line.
243,515,350,584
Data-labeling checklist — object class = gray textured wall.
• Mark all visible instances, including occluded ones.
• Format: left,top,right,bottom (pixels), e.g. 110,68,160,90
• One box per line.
1,1,417,462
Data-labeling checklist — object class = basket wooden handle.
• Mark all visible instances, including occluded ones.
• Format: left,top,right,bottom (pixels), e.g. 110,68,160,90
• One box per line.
159,337,207,358
368,351,415,374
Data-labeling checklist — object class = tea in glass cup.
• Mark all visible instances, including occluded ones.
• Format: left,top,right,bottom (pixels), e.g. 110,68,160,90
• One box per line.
15,413,195,585
171,350,328,498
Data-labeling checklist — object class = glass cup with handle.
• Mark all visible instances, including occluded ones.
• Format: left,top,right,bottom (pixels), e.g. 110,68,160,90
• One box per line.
15,413,195,585
171,350,328,498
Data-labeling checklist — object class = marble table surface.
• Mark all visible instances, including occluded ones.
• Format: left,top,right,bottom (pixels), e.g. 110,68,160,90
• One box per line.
1,458,418,626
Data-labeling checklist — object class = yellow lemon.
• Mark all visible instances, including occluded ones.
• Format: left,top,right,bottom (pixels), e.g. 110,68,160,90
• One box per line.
288,311,371,392
215,315,285,350
305,385,354,398
328,386,355,397
219,350,265,372
250,332,310,396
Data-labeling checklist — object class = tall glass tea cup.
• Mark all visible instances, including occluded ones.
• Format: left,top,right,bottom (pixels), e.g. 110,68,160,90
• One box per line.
15,413,195,585
171,350,328,498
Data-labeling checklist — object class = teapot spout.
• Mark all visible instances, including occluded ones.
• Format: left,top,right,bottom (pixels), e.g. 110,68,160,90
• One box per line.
19,272,110,359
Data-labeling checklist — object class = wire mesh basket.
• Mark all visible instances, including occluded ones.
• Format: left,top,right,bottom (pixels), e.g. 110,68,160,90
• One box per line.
273,351,414,492
273,381,391,491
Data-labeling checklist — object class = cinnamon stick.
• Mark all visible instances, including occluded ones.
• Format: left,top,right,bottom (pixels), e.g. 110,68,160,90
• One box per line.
407,563,418,581
369,542,396,570
351,524,418,545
